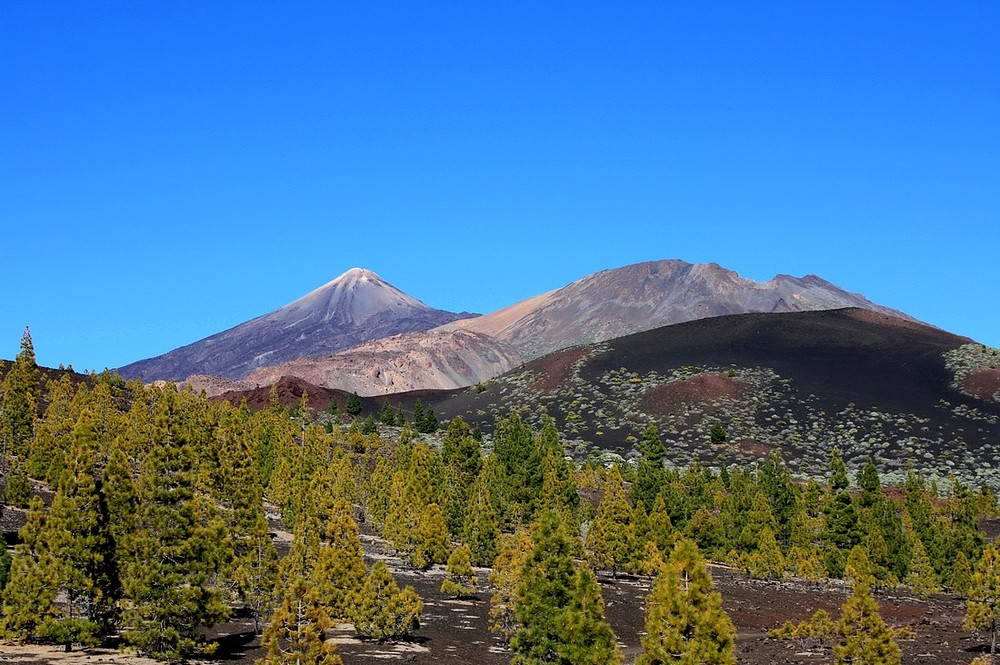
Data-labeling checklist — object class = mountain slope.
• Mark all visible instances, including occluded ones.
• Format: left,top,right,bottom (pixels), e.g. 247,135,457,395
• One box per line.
440,259,917,362
426,308,999,483
240,329,522,396
117,268,475,381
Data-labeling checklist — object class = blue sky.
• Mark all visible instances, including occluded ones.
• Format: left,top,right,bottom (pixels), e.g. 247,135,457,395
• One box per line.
2,2,998,371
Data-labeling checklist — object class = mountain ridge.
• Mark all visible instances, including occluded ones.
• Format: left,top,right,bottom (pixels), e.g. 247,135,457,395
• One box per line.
116,268,476,382
119,258,925,392
438,259,917,362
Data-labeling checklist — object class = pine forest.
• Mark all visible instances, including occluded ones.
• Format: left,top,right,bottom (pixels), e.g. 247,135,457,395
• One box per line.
1,329,999,665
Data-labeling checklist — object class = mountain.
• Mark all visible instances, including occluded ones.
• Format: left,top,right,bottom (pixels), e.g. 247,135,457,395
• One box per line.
116,268,476,382
241,328,522,396
424,308,1000,484
121,258,920,394
439,259,918,362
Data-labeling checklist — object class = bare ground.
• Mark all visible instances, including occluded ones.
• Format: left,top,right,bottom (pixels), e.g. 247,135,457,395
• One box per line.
0,529,987,665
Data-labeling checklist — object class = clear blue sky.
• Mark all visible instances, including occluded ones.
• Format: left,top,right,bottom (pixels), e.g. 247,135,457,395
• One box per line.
2,2,998,371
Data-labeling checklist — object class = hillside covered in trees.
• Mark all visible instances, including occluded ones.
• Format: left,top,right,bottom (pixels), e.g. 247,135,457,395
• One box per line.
3,328,1000,664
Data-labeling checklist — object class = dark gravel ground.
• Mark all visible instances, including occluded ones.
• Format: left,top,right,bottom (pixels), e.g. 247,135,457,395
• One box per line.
0,528,988,665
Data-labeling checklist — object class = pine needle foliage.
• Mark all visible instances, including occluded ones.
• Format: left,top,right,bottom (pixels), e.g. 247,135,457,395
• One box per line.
553,564,623,665
510,510,578,664
965,543,1000,663
488,529,533,642
353,561,422,641
441,544,478,598
637,538,736,665
314,501,366,623
259,577,342,665
834,582,901,665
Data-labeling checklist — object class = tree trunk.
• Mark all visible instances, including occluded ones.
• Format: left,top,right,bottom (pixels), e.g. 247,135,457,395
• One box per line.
991,616,996,664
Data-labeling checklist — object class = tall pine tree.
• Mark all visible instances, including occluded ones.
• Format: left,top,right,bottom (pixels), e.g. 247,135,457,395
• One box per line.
510,510,578,664
638,538,736,665
120,389,230,659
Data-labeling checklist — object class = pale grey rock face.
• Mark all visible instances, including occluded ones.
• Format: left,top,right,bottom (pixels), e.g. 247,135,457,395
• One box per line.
117,268,476,381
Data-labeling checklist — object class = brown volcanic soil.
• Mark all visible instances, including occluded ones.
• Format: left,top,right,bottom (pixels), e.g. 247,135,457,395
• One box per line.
530,346,592,391
211,375,344,411
0,543,984,665
639,373,748,415
963,368,1000,400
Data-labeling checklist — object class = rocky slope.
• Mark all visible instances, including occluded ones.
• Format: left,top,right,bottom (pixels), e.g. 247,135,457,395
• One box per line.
428,308,1000,485
120,259,922,396
116,268,475,381
188,329,522,397
439,259,918,362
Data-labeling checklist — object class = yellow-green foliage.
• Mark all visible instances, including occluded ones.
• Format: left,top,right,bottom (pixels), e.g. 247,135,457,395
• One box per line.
441,545,477,598
488,529,533,641
353,561,422,640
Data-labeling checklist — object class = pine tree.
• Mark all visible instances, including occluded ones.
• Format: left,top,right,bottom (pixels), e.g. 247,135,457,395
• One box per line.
0,544,11,593
510,510,578,664
904,535,940,598
0,327,39,460
965,543,1000,662
412,400,425,428
738,491,778,552
421,406,438,433
493,412,544,519
847,540,885,589
951,550,973,596
120,388,230,659
834,582,901,665
34,418,116,648
864,521,896,585
441,544,478,598
212,403,275,628
382,471,415,554
759,449,798,544
683,506,725,559
345,392,362,416
441,416,482,534
709,422,727,446
101,437,135,606
409,502,450,569
488,529,533,642
554,564,623,665
260,577,343,665
378,400,397,426
829,448,850,491
536,450,579,526
3,455,30,507
742,527,786,581
786,545,826,582
858,458,882,509
585,466,637,577
26,373,75,484
364,456,393,531
646,494,677,557
637,538,736,665
314,501,366,623
639,541,666,576
632,423,666,511
0,497,59,641
823,489,861,578
236,521,279,635
463,470,500,566
353,561,422,640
